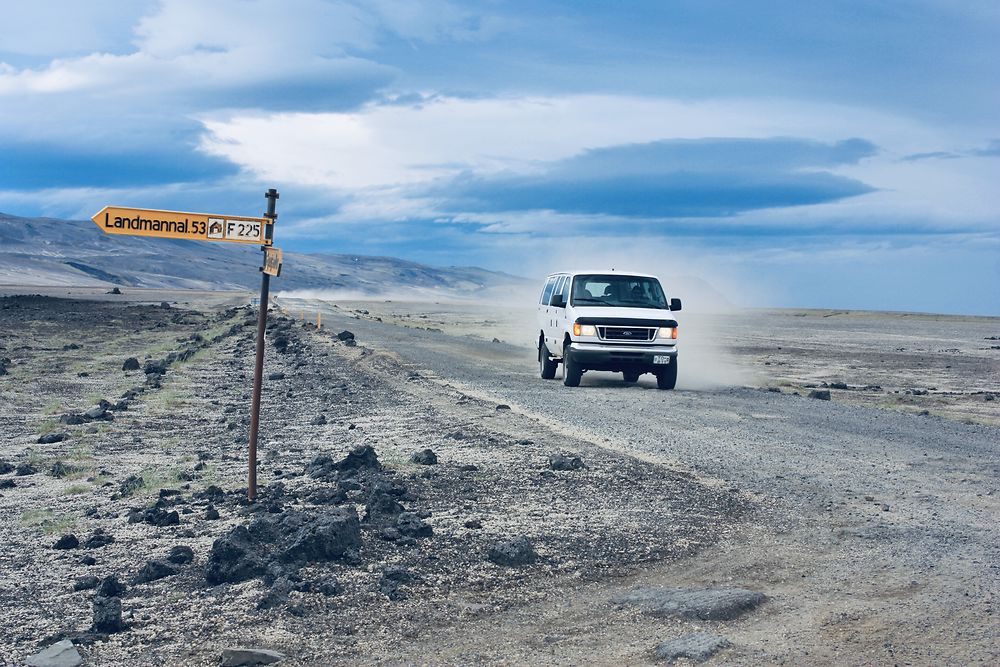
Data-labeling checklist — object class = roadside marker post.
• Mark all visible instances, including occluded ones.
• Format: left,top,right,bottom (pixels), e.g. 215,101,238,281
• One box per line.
247,189,280,502
89,191,283,503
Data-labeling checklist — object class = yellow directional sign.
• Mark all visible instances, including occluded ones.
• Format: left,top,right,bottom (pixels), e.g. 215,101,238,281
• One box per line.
262,247,283,277
91,206,272,245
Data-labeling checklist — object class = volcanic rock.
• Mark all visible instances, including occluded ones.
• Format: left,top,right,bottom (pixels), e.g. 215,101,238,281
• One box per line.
92,595,125,633
487,537,537,566
614,587,766,621
83,529,115,549
205,505,221,520
97,575,126,598
133,559,179,584
336,330,355,341
37,432,69,444
16,462,38,476
167,545,195,565
310,414,327,426
122,357,141,371
379,566,413,601
654,633,731,663
219,648,286,667
548,453,585,470
395,512,433,538
0,461,13,474
53,534,79,550
73,575,100,591
49,461,75,477
118,474,144,496
808,389,831,400
25,640,83,667
410,448,438,465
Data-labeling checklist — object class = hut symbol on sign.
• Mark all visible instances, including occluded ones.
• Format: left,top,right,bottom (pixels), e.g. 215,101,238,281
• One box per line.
207,218,224,239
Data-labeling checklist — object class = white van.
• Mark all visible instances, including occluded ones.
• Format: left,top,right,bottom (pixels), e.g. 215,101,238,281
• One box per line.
537,271,681,389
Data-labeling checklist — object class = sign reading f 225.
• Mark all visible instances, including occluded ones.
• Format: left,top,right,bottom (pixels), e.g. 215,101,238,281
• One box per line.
91,206,271,245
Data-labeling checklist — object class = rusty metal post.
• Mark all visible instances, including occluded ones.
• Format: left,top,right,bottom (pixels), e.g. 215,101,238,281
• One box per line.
247,188,278,501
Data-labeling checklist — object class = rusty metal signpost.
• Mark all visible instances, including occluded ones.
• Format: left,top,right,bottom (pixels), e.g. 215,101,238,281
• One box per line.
91,190,282,501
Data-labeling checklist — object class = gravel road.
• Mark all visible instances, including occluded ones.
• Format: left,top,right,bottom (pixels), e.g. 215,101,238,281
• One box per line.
287,298,1000,665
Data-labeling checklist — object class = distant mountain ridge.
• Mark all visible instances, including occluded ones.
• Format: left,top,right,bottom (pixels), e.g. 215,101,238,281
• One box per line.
0,212,529,294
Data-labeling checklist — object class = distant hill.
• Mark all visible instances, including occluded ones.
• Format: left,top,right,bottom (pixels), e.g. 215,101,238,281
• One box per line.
0,212,529,295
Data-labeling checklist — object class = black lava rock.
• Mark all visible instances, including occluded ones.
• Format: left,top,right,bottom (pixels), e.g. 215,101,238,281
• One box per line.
92,595,124,633
15,462,38,476
204,505,221,520
379,566,413,601
73,575,100,591
410,449,438,465
49,461,76,478
118,474,144,496
310,414,327,426
97,575,126,598
548,453,585,471
122,357,141,371
205,525,268,585
133,559,179,584
808,389,832,400
336,330,355,341
0,461,13,475
167,545,195,565
37,432,69,444
487,536,538,566
83,529,115,549
395,512,433,538
53,534,79,550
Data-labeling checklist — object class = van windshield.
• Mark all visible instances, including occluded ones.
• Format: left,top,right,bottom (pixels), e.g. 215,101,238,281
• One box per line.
570,274,667,309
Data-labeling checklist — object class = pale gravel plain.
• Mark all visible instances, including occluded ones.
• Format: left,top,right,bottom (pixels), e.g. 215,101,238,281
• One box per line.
1,287,998,665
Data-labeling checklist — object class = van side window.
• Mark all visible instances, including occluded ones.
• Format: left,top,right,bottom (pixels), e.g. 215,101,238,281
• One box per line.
549,275,567,304
540,276,557,304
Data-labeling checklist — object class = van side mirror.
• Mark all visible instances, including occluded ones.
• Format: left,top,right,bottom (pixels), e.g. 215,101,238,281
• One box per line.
669,298,682,311
551,294,566,308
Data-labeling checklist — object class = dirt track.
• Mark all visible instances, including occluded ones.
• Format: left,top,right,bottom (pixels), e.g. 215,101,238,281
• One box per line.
1,290,998,665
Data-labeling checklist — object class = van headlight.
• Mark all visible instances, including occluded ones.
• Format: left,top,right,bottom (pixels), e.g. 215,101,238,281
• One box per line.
658,327,677,340
573,323,597,337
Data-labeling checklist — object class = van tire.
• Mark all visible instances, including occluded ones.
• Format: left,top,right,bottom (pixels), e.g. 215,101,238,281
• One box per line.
539,338,557,379
563,344,582,387
656,359,678,390
623,371,640,383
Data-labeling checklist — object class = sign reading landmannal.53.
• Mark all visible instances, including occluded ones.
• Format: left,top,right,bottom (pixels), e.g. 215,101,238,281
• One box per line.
91,206,272,245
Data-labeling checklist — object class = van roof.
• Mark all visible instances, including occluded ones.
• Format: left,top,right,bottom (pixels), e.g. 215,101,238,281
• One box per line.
546,270,659,279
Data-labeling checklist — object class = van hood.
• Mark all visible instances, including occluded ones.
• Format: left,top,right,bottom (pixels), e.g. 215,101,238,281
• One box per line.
570,306,677,323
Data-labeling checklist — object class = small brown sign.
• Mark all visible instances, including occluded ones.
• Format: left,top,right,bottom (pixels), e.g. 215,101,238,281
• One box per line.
262,247,283,277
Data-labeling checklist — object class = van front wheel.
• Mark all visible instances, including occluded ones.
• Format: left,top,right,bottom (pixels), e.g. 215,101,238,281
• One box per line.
655,359,678,390
563,345,582,387
539,338,557,380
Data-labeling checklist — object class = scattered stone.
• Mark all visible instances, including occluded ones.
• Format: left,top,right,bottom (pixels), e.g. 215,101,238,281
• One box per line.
97,575,126,598
83,404,112,421
205,505,221,520
315,578,341,597
143,359,168,375
808,389,831,401
167,545,195,565
487,536,537,566
828,382,849,390
257,577,294,610
396,512,433,538
0,461,13,474
122,357,140,371
160,301,171,309
219,648,286,667
495,404,511,411
25,639,83,667
73,575,100,591
364,490,405,525
16,462,38,476
92,595,125,633
133,559,179,584
83,529,115,549
37,432,69,445
118,474,144,496
336,330,355,342
107,287,122,295
380,566,413,601
129,506,180,527
0,478,15,489
268,372,285,381
53,534,79,550
410,448,438,465
310,414,327,426
548,453,585,471
614,587,766,621
59,413,86,425
49,461,75,477
79,555,97,566
654,633,731,663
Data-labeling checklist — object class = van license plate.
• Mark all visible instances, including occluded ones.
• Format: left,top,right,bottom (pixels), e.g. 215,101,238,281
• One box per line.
653,355,671,365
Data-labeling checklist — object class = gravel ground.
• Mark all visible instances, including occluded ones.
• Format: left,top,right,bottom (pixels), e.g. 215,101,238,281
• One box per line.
278,296,1000,665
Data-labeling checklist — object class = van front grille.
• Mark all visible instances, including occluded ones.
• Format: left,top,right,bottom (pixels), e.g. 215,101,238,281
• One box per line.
597,326,656,342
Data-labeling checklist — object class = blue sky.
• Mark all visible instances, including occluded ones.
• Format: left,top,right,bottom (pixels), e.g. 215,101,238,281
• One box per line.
0,1,997,314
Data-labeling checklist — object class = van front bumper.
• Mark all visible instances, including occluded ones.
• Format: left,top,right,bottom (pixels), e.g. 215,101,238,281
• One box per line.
567,342,677,371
